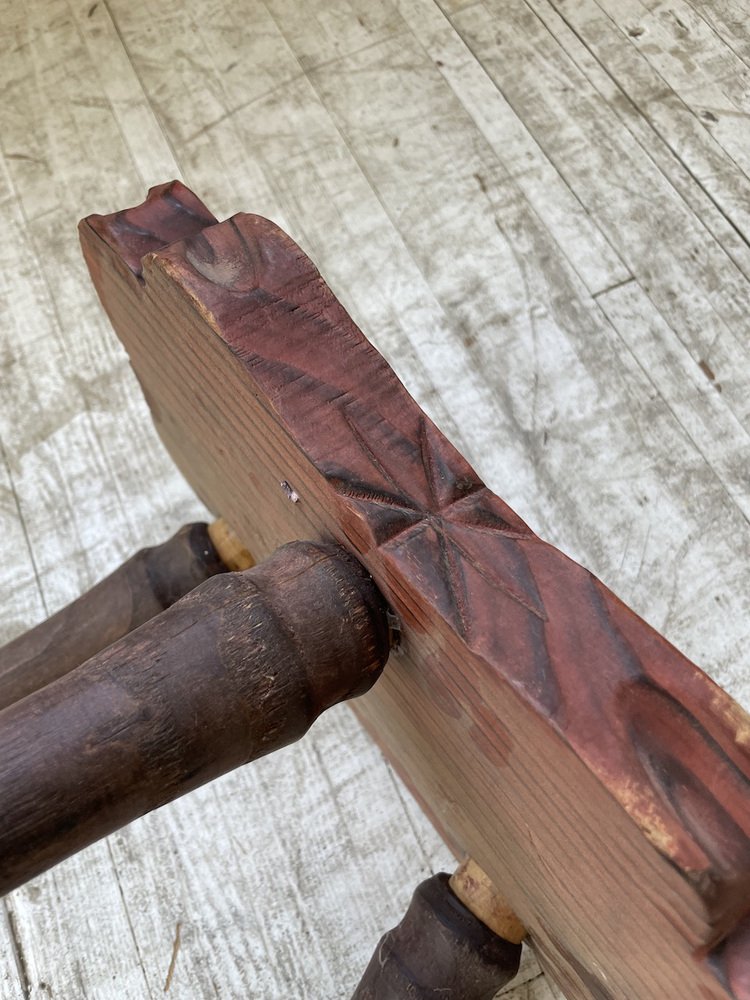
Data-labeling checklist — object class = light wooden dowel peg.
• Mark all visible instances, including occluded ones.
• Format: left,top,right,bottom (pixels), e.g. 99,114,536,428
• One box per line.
450,857,527,946
207,517,255,571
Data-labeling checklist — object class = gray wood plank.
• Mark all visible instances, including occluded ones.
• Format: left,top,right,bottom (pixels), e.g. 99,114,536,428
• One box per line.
453,0,750,427
544,0,750,266
612,0,750,179
396,0,631,296
685,0,750,69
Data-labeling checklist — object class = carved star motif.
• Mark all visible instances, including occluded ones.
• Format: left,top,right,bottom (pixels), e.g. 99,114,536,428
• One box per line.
174,239,549,643
327,409,547,640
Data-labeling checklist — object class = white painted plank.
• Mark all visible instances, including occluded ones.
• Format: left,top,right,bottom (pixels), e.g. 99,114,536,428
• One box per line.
684,0,750,69
0,905,26,999
395,0,630,296
594,279,750,702
598,0,750,179
435,0,482,13
264,0,406,72
0,439,48,644
453,0,750,427
70,0,181,187
543,0,750,257
4,847,156,1000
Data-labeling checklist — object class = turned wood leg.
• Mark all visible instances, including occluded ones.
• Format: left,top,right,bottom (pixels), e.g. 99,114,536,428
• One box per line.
0,521,239,711
351,866,523,999
0,539,390,897
0,518,254,712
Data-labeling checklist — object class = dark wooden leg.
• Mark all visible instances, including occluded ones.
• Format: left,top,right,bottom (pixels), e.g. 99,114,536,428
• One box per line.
0,521,230,711
0,539,390,897
351,872,522,999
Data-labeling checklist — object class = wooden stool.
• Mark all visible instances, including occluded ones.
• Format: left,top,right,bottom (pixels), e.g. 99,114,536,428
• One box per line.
1,181,749,1000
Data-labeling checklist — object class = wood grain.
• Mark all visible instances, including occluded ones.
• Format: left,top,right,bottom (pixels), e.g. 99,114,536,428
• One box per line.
79,181,750,1000
454,0,750,430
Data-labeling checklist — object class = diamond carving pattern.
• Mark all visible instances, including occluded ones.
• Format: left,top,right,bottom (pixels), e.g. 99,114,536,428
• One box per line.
327,408,546,639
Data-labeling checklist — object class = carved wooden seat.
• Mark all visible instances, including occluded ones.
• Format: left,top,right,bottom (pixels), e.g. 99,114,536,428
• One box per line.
1,181,749,1000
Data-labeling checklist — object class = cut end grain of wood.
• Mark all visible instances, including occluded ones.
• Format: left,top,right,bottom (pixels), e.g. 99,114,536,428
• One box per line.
450,857,527,945
208,518,256,572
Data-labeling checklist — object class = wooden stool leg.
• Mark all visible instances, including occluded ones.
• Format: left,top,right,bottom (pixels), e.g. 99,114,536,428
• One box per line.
0,521,230,711
0,540,390,897
351,871,523,999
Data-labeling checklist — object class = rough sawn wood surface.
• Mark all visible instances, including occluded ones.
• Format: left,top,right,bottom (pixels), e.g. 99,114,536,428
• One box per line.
1,1,750,998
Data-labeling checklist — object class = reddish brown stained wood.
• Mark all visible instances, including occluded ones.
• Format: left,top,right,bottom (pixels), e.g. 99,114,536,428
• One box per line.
711,913,750,999
85,180,217,278
0,540,389,896
0,522,226,712
79,182,750,1000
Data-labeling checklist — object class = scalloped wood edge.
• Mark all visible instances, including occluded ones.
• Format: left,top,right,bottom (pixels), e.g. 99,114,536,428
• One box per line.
79,181,750,1000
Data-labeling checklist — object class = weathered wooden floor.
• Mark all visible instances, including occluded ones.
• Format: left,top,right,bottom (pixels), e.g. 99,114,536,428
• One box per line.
1,1,749,997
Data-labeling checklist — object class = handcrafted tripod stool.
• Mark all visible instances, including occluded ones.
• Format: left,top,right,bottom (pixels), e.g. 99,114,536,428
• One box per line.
1,181,749,1000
